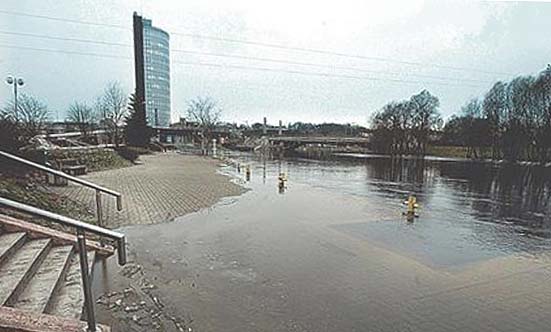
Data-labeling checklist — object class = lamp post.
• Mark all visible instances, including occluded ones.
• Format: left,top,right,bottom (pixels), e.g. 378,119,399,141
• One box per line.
5,76,24,121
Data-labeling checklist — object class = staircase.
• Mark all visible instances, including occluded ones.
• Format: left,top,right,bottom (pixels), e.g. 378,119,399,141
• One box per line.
0,213,115,332
0,150,125,331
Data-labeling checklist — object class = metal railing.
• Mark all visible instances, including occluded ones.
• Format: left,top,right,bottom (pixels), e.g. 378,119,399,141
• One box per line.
0,197,126,332
0,150,122,227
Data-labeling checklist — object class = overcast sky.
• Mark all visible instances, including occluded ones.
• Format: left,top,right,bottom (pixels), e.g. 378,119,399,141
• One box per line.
0,0,550,126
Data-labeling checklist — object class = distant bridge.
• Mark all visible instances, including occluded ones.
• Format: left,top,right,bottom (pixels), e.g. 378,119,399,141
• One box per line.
268,136,370,146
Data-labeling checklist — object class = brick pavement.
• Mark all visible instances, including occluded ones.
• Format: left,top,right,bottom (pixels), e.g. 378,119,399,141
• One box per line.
51,152,245,228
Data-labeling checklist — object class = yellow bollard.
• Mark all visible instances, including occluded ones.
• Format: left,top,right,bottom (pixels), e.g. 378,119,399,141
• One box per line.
407,195,417,214
403,195,419,222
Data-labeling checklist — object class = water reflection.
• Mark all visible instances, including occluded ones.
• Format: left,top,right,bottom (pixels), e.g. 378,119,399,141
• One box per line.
368,157,428,185
438,162,551,237
226,152,551,264
362,157,551,234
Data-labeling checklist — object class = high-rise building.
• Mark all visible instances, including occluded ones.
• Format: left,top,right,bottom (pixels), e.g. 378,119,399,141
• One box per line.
133,13,171,127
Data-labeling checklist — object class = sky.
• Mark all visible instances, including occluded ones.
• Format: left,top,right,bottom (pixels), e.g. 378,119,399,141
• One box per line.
0,0,550,126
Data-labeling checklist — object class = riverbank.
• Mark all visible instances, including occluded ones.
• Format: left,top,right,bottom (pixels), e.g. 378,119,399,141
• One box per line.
0,148,134,224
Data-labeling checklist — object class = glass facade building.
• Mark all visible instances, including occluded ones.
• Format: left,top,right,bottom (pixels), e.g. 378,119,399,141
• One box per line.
142,18,170,127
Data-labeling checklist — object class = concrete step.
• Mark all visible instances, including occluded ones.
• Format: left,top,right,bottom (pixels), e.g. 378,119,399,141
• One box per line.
0,306,111,332
0,232,26,266
13,245,74,313
0,214,117,331
0,238,51,306
47,250,96,320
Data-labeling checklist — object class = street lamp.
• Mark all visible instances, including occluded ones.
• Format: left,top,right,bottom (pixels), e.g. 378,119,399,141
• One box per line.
5,75,24,121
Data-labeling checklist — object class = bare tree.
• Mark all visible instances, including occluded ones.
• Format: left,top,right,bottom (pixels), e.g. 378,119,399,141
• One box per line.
410,90,441,155
2,93,49,138
67,101,96,138
483,81,507,160
97,82,128,147
187,97,221,153
440,65,551,163
371,90,441,156
93,95,108,124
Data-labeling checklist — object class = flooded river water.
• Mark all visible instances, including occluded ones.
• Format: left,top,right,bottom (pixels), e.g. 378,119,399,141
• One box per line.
228,154,551,267
97,153,551,332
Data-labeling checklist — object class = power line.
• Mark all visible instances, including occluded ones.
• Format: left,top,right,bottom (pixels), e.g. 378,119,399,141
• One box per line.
0,30,131,47
0,44,132,60
0,43,482,88
0,9,513,76
171,32,512,76
0,29,489,85
171,49,490,84
173,61,484,88
0,9,128,30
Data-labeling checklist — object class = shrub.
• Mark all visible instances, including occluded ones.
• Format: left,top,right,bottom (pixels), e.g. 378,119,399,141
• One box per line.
116,146,152,162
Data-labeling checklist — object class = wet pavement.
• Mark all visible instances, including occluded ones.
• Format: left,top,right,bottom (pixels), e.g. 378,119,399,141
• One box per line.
53,153,245,228
94,154,551,332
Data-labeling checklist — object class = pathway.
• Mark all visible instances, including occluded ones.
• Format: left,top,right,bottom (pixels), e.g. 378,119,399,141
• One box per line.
52,152,245,228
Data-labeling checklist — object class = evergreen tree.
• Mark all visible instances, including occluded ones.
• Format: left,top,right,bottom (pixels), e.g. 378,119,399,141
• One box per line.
124,93,151,147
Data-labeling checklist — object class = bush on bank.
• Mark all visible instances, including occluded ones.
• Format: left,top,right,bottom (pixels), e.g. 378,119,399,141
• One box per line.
47,149,133,172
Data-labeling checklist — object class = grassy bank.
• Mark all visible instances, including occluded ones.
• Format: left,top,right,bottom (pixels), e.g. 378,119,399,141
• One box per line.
427,146,469,158
427,145,493,159
0,176,95,224
49,149,134,172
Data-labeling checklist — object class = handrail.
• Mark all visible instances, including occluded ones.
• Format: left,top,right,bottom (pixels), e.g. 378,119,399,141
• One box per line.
0,197,126,265
0,196,126,332
0,149,122,227
0,150,122,200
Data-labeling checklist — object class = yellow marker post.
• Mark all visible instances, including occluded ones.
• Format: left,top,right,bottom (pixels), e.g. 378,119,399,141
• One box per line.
403,195,420,222
407,195,417,214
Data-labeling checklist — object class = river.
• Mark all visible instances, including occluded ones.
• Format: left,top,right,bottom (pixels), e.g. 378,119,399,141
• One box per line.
225,152,551,267
97,152,551,332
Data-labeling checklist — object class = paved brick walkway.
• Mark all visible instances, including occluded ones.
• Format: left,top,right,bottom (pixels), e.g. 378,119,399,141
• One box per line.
52,153,245,228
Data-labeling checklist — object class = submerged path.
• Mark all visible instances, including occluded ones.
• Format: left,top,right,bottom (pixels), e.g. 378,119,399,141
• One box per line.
52,152,245,228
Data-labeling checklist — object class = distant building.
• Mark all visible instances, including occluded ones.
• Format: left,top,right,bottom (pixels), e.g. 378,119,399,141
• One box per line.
133,13,171,127
170,117,200,129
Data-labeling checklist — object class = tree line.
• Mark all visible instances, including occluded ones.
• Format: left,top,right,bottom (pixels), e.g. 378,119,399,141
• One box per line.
370,89,442,156
370,65,551,164
441,65,551,163
0,79,224,154
0,82,151,152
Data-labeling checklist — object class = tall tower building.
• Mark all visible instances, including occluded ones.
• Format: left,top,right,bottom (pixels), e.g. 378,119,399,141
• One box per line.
133,13,171,127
